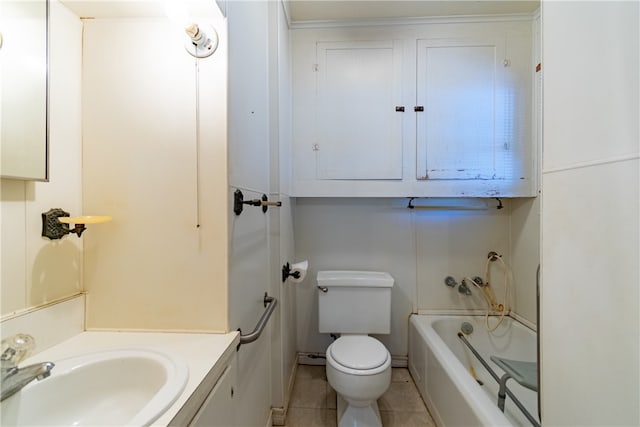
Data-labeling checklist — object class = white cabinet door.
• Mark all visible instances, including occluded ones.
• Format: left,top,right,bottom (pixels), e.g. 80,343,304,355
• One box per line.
416,36,531,184
315,40,403,180
189,361,237,427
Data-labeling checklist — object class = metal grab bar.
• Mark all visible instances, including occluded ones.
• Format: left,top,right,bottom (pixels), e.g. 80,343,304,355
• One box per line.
457,333,540,427
237,293,278,349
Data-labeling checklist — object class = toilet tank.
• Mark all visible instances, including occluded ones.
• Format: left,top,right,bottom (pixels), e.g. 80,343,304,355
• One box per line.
317,271,394,334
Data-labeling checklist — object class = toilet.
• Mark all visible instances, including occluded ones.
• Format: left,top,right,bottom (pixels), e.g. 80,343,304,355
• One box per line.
317,270,394,427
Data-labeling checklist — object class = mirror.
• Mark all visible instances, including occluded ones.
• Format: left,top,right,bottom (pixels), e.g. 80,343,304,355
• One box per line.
0,0,49,181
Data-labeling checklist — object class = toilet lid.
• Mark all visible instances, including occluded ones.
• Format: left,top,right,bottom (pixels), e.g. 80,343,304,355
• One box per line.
329,336,389,370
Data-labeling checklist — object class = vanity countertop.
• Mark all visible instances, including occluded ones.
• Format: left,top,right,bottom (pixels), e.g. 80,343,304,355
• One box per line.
20,330,240,426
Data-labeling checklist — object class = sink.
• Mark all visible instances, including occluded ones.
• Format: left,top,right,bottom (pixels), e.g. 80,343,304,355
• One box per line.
1,348,189,426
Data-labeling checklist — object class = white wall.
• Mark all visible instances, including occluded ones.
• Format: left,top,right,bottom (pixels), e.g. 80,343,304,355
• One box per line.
294,197,539,359
510,197,540,324
228,184,272,426
226,3,298,423
227,1,270,194
226,1,289,425
541,1,639,424
1,0,83,319
272,195,297,419
270,1,298,422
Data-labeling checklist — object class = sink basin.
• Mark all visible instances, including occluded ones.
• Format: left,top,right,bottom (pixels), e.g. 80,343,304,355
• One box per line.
1,348,189,426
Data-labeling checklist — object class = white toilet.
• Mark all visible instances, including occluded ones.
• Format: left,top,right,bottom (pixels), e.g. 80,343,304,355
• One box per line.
317,270,394,427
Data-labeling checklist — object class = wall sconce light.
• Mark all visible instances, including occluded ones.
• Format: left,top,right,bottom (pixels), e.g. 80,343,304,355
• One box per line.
184,23,218,58
165,0,218,58
41,208,111,240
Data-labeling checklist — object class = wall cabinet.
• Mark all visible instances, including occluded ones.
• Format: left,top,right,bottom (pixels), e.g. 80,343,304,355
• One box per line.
292,19,537,197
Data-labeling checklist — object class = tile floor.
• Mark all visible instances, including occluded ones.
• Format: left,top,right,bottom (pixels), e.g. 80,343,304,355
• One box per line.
284,365,436,427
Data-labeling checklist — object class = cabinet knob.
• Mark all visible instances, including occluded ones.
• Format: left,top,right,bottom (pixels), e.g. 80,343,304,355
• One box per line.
414,106,424,112
395,106,405,112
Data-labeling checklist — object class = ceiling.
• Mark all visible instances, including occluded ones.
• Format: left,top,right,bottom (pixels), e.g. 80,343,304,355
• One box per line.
287,0,540,22
59,0,217,19
59,0,540,21
59,1,164,18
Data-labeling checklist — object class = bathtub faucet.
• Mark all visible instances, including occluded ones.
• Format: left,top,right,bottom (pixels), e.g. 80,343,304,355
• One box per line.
444,276,473,296
1,334,55,401
458,280,472,296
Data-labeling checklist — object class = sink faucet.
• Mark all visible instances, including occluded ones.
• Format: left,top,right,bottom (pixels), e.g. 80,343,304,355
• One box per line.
1,334,55,401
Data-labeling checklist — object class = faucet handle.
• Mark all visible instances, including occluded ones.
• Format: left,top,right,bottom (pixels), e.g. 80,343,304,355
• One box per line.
1,334,35,366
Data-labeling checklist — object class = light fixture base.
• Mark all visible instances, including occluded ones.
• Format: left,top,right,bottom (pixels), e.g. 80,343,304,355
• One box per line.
184,24,218,58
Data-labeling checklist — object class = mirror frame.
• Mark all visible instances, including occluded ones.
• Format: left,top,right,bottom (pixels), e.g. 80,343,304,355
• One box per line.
0,0,50,181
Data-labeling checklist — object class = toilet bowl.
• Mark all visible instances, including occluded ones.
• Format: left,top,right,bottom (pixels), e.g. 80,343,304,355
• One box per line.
325,335,392,427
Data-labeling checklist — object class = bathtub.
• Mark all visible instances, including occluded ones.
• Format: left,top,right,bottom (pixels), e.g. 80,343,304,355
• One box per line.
409,315,539,427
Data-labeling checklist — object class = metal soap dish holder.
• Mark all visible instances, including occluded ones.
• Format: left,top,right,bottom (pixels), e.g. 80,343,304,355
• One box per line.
42,208,111,239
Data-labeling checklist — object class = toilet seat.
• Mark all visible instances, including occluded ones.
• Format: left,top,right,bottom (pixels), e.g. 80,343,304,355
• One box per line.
328,336,390,376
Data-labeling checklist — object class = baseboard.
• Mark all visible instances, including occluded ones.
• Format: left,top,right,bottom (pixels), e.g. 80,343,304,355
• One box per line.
298,352,408,368
271,407,285,426
391,355,408,368
298,352,327,365
272,354,300,426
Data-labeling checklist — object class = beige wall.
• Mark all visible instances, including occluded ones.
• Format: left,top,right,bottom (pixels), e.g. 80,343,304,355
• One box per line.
81,12,229,332
1,0,83,318
2,1,229,333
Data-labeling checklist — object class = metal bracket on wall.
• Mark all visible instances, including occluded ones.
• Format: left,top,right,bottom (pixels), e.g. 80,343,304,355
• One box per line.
233,190,281,216
41,208,72,239
281,262,300,282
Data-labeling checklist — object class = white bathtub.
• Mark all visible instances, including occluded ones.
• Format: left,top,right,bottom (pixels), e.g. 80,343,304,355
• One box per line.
409,315,539,427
